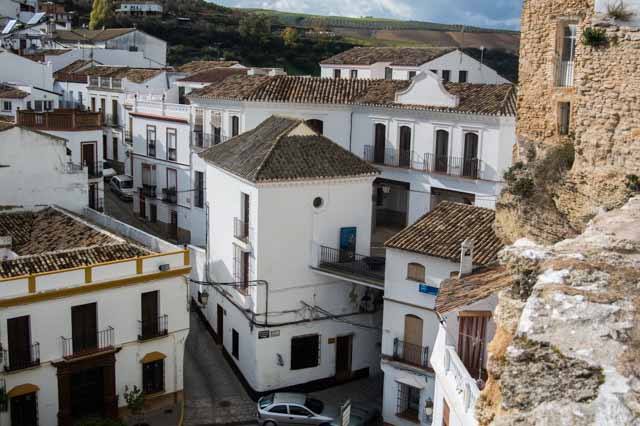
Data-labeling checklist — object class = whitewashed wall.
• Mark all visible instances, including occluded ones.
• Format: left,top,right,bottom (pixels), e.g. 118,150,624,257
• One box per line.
423,51,511,84
0,51,55,91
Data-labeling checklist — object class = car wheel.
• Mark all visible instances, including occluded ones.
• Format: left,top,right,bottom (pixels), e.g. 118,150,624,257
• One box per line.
319,423,331,426
263,421,277,426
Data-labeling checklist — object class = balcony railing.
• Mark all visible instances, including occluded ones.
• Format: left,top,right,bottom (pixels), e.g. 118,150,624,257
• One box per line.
556,60,574,87
233,217,251,242
61,327,114,359
147,142,156,157
393,338,430,369
138,315,168,341
444,346,480,414
90,77,123,90
139,185,157,198
317,245,385,285
192,132,229,150
17,109,102,131
363,145,484,180
125,129,132,143
104,114,120,128
2,343,40,371
162,187,177,204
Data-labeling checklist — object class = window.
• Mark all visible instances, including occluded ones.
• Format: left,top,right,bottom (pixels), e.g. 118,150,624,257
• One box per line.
305,119,323,135
91,97,96,112
231,116,240,137
396,383,420,421
559,102,571,135
44,100,53,111
34,100,43,111
232,329,239,359
407,263,425,282
194,171,204,208
291,334,320,370
142,359,164,394
462,133,480,179
289,406,313,416
167,128,177,161
233,245,250,293
350,69,358,79
2,101,11,111
103,134,108,159
313,197,323,209
408,71,416,80
399,126,411,168
557,24,577,87
385,67,393,80
112,137,118,161
270,405,288,414
112,99,118,125
435,129,449,173
373,123,386,164
333,69,341,79
214,126,221,145
140,290,161,339
149,203,157,223
442,70,451,83
458,313,489,379
147,125,156,157
7,315,35,371
459,70,468,83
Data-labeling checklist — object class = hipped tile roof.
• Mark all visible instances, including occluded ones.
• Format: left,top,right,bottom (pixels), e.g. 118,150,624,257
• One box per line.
435,266,512,314
199,115,379,183
84,66,163,83
0,84,28,99
54,28,136,43
385,201,503,266
189,75,516,117
320,47,457,66
178,67,246,83
176,60,240,73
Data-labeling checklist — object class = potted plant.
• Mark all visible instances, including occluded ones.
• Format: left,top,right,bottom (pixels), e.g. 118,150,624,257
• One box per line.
123,385,147,426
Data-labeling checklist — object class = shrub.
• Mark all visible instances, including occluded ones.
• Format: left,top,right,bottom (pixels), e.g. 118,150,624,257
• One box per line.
582,27,608,47
534,143,575,184
626,174,640,192
607,0,635,21
503,161,525,183
510,177,535,198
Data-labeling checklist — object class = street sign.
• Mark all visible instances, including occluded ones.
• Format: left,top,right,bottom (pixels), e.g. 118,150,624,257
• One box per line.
419,284,439,295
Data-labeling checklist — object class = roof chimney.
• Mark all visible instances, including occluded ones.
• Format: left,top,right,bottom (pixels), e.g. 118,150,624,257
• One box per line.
459,239,474,277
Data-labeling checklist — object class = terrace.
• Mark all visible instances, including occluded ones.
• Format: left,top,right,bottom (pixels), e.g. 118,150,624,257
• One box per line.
17,109,102,131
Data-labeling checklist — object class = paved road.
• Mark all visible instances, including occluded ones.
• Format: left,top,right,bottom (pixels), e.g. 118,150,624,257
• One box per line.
184,309,257,426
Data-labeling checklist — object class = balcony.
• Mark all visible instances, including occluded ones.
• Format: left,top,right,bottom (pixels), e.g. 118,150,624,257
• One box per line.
61,327,114,359
393,338,430,369
104,113,120,128
162,187,177,204
363,145,484,180
89,77,123,91
147,142,156,157
192,131,228,151
2,343,40,372
314,245,385,287
443,346,480,415
556,60,574,87
138,315,168,341
17,109,102,131
139,184,157,198
233,217,251,242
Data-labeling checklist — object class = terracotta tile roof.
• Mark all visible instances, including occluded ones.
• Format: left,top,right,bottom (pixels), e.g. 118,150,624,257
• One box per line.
199,115,379,183
178,67,246,83
54,28,136,43
435,266,512,314
0,121,14,131
84,66,163,83
53,59,99,82
21,49,71,62
0,208,150,278
0,83,29,99
189,75,516,117
321,47,457,66
385,202,503,266
176,60,240,73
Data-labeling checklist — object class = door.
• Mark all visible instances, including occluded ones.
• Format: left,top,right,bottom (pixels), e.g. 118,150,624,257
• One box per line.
404,315,424,365
111,99,118,125
102,134,108,159
141,291,159,338
170,211,178,240
112,137,118,162
463,133,479,178
339,227,357,262
242,193,250,237
216,304,224,344
458,314,488,379
7,316,30,370
89,183,98,210
139,196,146,218
71,368,104,419
335,335,353,382
72,303,97,355
81,142,96,177
399,126,411,168
242,252,250,288
10,392,37,426
100,98,106,121
374,123,386,164
435,130,449,173
288,404,317,425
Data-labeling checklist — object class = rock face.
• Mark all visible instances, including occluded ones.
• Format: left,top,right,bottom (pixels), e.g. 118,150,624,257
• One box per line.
478,197,640,425
497,0,640,243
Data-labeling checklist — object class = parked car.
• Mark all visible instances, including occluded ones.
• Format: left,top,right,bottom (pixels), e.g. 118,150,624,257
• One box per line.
258,393,332,426
109,175,134,201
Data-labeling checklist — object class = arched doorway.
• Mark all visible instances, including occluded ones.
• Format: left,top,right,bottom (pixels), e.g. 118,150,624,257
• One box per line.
463,132,479,178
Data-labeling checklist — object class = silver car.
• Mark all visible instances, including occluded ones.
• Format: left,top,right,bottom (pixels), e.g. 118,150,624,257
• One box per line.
258,393,332,426
109,175,134,201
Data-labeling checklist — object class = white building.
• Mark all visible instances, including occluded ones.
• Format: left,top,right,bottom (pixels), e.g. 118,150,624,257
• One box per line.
0,49,56,91
194,116,385,393
430,267,510,426
0,121,88,213
380,202,503,426
115,0,163,16
15,108,106,210
320,47,511,84
0,206,191,426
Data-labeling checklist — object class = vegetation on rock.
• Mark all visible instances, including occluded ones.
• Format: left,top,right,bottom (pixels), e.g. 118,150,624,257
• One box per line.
582,27,608,47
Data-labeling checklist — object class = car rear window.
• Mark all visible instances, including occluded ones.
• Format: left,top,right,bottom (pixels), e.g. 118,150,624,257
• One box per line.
269,405,287,414
259,394,274,409
305,398,324,414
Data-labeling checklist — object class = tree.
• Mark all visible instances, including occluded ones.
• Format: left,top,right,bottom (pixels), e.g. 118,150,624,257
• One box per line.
282,27,299,48
124,385,145,426
89,0,113,30
238,14,271,45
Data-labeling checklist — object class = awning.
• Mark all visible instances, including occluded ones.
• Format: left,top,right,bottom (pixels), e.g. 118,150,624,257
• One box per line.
395,370,427,389
8,383,39,398
141,351,166,363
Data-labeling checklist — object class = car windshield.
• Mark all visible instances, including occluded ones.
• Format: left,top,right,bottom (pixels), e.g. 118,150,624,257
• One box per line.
259,394,274,409
120,180,133,189
305,398,324,414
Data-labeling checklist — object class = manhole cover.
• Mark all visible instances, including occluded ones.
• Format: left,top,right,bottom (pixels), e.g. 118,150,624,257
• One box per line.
219,400,232,407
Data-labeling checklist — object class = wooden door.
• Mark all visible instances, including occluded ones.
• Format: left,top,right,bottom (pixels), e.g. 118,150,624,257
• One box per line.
10,392,37,426
463,133,479,178
216,304,224,344
403,315,423,365
399,126,411,168
242,193,250,237
435,130,449,172
374,123,386,164
112,137,118,162
141,291,159,338
7,316,30,370
170,211,178,240
71,367,104,419
458,314,488,379
139,196,146,218
72,303,97,354
81,143,96,176
335,335,353,382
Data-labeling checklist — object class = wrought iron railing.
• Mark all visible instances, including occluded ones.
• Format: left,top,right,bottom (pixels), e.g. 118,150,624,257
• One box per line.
138,315,168,341
139,184,157,198
61,327,114,358
233,217,250,242
162,187,177,204
2,342,40,371
317,245,385,283
147,142,156,157
363,145,416,168
393,338,429,369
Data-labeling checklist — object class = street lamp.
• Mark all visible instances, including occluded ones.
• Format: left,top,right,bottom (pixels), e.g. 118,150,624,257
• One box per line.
199,289,209,307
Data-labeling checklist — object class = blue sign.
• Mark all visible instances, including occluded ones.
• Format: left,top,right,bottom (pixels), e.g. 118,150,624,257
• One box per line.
419,284,439,296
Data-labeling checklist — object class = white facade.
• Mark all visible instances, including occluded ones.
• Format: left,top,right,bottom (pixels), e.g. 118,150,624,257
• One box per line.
320,50,511,84
115,1,163,15
0,126,87,213
0,50,55,91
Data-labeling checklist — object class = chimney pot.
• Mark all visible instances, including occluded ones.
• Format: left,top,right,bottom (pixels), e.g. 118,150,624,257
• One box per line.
459,239,474,277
